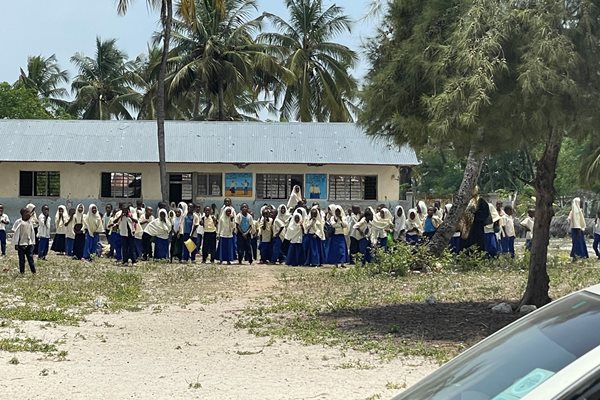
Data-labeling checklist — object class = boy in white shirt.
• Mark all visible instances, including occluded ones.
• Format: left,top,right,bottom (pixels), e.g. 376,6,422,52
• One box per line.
0,204,10,256
235,203,254,265
37,205,51,260
520,209,535,251
593,210,600,260
501,205,516,258
12,207,36,274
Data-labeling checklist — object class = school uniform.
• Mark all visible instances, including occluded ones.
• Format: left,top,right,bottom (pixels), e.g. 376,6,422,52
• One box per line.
83,206,104,260
258,218,274,263
593,217,600,259
348,213,361,263
64,214,76,256
51,208,68,254
423,215,442,241
200,214,218,263
194,212,203,260
372,208,393,251
483,204,501,258
0,212,10,256
235,212,254,264
144,209,171,260
520,216,534,251
13,218,36,274
103,211,114,258
217,207,236,263
568,198,589,259
304,216,324,266
501,214,516,257
72,206,86,259
37,213,51,259
182,212,199,262
405,211,423,245
118,208,137,264
251,219,259,261
327,215,348,265
285,215,304,266
170,214,184,262
271,206,290,264
137,213,154,260
26,204,39,255
393,206,406,242
352,217,373,264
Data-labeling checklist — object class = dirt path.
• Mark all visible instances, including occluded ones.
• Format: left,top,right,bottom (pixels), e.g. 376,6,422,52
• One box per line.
0,266,438,400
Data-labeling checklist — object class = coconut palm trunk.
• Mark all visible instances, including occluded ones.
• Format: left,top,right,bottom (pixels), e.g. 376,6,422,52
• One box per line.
156,0,172,202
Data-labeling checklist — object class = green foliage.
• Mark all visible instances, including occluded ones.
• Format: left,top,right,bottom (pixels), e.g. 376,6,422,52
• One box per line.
0,82,51,119
0,337,58,354
15,54,69,110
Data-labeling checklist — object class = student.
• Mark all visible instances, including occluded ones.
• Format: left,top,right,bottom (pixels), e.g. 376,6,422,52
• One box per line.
25,203,39,255
304,207,325,267
416,201,428,225
353,208,374,264
520,209,535,251
434,200,444,220
271,205,289,264
405,209,423,245
423,207,443,241
200,206,218,263
72,204,86,260
138,206,154,261
103,204,114,258
182,203,199,262
285,212,305,266
483,203,501,258
443,204,461,253
235,204,254,265
287,185,303,210
64,208,76,257
51,205,68,255
221,198,237,258
170,208,184,263
393,205,406,242
0,204,10,256
372,207,393,251
593,210,600,260
568,197,589,261
144,208,171,260
37,205,51,260
12,208,36,274
118,204,138,265
194,204,204,260
108,208,123,262
258,208,274,264
83,204,104,261
348,206,362,263
250,212,259,262
495,202,506,254
465,189,490,252
217,206,236,264
327,206,349,267
501,205,516,258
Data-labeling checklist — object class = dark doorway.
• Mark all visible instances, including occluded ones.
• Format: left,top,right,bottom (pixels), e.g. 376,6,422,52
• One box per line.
169,173,193,204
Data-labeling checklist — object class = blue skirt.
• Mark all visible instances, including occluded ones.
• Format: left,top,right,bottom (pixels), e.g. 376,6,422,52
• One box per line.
111,232,122,261
259,241,273,262
570,228,589,259
218,237,235,262
83,233,100,259
449,236,462,254
286,243,304,266
378,237,388,252
154,237,169,259
305,235,324,266
327,234,348,265
484,232,498,257
271,237,285,263
358,238,372,264
406,233,420,245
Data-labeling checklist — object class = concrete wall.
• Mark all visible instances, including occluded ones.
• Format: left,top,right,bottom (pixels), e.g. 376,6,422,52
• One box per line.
0,162,409,227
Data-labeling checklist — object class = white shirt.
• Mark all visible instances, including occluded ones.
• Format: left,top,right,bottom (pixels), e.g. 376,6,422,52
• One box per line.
352,218,371,240
521,217,534,240
594,218,600,235
13,219,36,246
0,213,9,231
38,214,51,238
504,215,516,237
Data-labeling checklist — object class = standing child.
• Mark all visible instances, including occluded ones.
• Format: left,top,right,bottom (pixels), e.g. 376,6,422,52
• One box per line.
26,203,39,255
258,208,274,264
118,204,138,265
83,204,104,261
483,203,501,258
138,207,154,261
353,208,373,264
568,197,589,261
194,204,203,260
0,205,10,256
405,209,423,245
271,205,289,264
423,207,442,241
200,206,218,263
348,206,362,263
217,206,236,264
327,206,349,267
103,204,114,258
304,207,325,267
72,204,86,260
144,209,171,260
64,208,76,257
285,212,305,266
502,205,516,258
181,203,199,262
108,208,122,262
12,208,36,274
520,209,535,251
51,206,68,255
593,210,600,260
37,205,51,260
372,208,394,251
250,212,259,262
235,204,254,265
393,206,406,242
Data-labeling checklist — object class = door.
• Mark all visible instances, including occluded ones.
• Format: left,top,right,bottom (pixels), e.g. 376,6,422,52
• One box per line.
169,173,193,204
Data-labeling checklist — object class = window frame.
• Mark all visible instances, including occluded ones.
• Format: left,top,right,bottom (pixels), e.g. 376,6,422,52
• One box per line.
100,172,142,199
19,171,61,197
328,174,378,201
255,173,303,200
196,173,223,198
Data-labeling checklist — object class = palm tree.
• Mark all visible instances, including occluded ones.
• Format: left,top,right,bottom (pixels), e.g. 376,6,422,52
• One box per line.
16,54,69,110
70,37,141,119
581,145,600,188
117,0,197,202
168,0,291,121
259,0,358,122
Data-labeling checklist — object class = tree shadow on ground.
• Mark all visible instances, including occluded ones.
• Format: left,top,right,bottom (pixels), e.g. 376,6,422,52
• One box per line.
320,301,520,348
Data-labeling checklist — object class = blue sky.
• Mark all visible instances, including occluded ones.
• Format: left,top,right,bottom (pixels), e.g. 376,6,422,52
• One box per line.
0,0,379,89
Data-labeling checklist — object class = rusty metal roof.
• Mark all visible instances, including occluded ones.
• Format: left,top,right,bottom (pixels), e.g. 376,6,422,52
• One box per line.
0,120,419,166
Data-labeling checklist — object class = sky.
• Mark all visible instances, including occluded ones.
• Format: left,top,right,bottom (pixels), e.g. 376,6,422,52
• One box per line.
0,0,379,90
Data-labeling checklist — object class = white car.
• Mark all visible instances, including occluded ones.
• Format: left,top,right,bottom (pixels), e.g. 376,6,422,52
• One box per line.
393,284,600,399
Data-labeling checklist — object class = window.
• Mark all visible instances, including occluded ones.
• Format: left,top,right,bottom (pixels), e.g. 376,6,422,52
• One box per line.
19,171,60,197
256,174,302,200
197,173,222,197
329,175,378,201
101,172,141,198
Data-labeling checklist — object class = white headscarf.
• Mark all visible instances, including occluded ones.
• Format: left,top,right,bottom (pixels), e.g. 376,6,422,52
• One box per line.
218,206,236,236
178,202,188,216
55,206,68,226
74,203,85,225
417,201,428,222
172,208,184,234
372,208,393,230
145,209,171,238
287,185,303,210
393,205,406,238
285,211,304,242
85,204,103,234
406,208,423,234
305,206,324,240
444,204,452,220
569,197,586,230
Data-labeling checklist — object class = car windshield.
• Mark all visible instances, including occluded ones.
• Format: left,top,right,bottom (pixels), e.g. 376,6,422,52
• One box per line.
394,291,600,400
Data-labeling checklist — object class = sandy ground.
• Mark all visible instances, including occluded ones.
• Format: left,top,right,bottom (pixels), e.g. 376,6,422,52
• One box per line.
0,298,437,400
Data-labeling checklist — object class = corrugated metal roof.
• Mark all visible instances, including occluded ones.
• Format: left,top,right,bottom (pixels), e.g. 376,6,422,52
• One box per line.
0,120,419,166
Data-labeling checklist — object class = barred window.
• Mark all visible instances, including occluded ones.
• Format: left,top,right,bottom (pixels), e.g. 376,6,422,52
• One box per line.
19,171,60,197
328,175,377,201
256,174,303,200
197,173,222,197
101,172,142,198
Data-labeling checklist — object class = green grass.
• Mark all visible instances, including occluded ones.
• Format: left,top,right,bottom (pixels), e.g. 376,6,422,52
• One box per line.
0,337,58,353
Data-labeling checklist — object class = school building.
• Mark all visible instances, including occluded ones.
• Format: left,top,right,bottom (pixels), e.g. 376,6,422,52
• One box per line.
0,119,418,217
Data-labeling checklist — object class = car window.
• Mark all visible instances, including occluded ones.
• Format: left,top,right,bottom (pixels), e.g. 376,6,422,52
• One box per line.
562,372,600,400
394,292,600,400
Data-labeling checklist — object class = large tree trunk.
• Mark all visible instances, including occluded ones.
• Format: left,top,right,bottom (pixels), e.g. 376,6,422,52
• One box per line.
429,148,484,256
156,0,172,203
520,130,564,308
